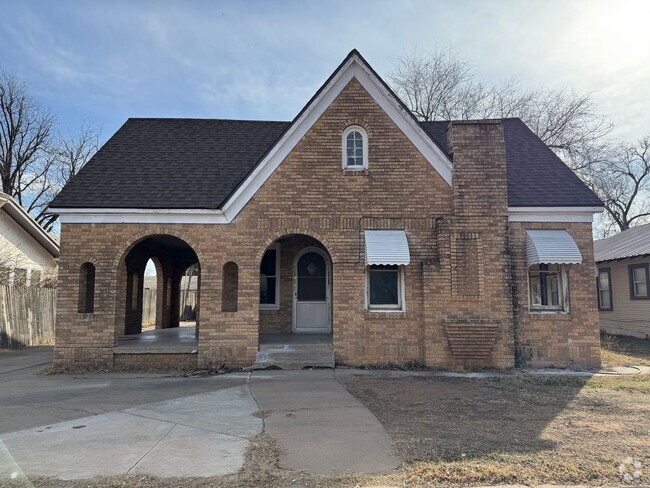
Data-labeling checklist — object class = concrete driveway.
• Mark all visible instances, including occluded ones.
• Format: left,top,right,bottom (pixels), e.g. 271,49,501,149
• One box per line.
0,348,261,479
0,348,398,481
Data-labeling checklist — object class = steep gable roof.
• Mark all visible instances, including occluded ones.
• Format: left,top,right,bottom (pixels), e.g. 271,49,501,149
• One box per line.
51,50,602,216
51,119,289,209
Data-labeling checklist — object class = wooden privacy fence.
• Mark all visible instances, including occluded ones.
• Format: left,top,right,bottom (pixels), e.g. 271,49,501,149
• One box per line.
0,285,56,348
142,288,197,326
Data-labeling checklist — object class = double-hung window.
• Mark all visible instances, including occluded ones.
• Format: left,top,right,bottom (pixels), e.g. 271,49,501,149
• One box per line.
528,263,565,311
367,264,404,311
260,244,280,309
628,263,649,299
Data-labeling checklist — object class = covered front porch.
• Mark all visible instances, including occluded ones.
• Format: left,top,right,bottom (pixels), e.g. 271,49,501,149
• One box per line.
115,324,197,354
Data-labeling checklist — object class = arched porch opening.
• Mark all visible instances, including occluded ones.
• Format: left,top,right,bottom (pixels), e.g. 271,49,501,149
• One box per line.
257,234,333,350
115,234,200,351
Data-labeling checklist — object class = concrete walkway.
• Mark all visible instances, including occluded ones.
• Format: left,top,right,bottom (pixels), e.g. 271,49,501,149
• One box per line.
250,369,399,475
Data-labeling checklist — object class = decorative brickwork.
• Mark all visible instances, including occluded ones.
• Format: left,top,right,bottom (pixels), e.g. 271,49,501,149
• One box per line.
444,319,501,359
54,79,601,371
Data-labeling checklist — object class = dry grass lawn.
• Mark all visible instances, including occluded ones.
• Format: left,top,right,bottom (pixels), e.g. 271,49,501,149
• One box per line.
601,333,650,368
340,372,650,486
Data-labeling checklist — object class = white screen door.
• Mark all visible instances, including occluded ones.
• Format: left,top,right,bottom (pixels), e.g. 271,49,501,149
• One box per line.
293,249,331,333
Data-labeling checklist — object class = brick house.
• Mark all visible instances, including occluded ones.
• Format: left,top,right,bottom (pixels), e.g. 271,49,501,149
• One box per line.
49,50,603,370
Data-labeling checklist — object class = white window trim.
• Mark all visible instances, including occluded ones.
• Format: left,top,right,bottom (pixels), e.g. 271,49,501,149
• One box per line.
259,243,281,310
365,265,406,313
527,264,570,314
342,126,368,170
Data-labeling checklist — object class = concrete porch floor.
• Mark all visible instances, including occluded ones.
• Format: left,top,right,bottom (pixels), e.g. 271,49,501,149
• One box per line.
115,325,197,354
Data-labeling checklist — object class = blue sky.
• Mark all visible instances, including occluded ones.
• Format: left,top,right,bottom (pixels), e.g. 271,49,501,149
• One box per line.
1,0,648,143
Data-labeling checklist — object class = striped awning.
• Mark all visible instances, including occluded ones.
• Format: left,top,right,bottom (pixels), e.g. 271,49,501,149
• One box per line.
364,230,411,266
526,230,582,265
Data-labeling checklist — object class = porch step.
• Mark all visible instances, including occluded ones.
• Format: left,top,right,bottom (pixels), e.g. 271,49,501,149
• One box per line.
253,344,335,370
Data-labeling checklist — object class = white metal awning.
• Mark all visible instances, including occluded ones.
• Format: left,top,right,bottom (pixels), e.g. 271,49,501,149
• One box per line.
364,230,411,266
526,230,582,265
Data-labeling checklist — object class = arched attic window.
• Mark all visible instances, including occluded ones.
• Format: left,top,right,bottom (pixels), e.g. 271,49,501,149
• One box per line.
342,126,368,170
222,262,239,312
78,263,96,313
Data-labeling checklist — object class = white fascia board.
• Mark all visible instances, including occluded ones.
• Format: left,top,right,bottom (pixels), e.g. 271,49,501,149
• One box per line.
508,206,604,223
2,199,60,257
221,55,453,221
51,208,229,224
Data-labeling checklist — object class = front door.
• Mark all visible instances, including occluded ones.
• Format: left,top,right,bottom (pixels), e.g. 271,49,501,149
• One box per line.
293,249,331,333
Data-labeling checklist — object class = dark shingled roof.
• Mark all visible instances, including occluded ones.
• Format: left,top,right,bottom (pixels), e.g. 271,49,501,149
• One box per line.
420,118,602,208
51,116,602,210
51,118,291,209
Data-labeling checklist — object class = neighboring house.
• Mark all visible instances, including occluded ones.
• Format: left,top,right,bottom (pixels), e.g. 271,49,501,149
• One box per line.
595,224,650,339
0,192,59,286
49,50,604,370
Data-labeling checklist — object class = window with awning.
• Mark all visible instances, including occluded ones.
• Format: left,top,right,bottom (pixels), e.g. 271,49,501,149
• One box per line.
525,230,581,312
364,230,410,311
525,230,582,266
364,230,411,266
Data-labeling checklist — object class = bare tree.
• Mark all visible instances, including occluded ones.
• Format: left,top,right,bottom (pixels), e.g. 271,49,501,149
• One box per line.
0,69,100,232
0,70,55,217
390,48,612,170
37,125,100,231
587,137,650,235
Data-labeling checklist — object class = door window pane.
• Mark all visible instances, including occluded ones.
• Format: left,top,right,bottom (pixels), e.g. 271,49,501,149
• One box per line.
297,252,326,300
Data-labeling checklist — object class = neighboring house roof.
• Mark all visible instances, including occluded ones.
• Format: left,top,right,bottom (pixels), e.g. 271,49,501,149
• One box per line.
50,50,601,211
594,224,650,262
0,193,60,259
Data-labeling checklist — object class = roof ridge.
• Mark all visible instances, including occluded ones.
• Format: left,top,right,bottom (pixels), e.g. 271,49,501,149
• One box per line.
127,117,291,124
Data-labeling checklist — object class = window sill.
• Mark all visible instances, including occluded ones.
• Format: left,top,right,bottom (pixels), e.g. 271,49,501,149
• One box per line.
629,296,650,300
529,309,568,314
342,169,369,176
259,306,280,311
528,310,573,320
365,310,408,319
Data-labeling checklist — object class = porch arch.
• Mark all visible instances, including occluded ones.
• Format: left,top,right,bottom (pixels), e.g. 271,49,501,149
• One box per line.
114,234,201,339
257,233,334,338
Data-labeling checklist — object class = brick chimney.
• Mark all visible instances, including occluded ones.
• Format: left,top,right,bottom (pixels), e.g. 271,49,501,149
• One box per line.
447,120,508,219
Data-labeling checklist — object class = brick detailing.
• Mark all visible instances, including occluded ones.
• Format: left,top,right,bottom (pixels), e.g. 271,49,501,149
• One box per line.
444,320,501,359
451,233,481,298
422,120,515,370
221,262,239,312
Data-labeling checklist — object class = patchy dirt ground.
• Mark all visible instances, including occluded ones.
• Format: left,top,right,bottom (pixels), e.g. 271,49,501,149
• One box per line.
339,372,650,486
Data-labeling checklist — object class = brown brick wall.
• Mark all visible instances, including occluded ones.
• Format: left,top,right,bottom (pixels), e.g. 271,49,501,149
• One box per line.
510,221,601,368
54,78,600,371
